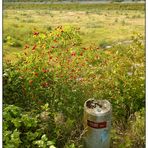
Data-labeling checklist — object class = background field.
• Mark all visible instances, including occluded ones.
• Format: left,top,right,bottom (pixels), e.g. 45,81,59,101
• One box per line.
3,3,145,61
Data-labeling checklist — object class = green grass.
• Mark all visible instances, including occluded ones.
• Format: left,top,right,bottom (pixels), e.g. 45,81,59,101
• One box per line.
4,3,145,11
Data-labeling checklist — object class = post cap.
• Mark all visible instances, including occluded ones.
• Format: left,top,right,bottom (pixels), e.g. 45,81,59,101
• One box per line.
84,99,111,116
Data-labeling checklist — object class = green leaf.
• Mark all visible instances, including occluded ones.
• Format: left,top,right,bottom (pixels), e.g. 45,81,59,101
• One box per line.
50,145,56,148
10,129,21,146
33,140,44,147
26,131,39,141
11,118,21,128
47,141,55,146
41,134,48,142
21,114,37,128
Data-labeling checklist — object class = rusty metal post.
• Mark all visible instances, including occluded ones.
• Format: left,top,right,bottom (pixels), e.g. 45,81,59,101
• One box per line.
83,99,112,148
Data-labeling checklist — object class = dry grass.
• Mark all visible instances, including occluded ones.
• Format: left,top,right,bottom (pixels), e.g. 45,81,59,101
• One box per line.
3,9,145,61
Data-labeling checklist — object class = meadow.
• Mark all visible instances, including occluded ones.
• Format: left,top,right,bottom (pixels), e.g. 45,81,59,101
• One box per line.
3,3,145,148
3,3,144,61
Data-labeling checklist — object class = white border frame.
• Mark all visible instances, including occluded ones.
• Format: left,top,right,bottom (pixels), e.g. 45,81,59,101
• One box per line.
0,0,2,147
0,1,146,148
146,0,147,147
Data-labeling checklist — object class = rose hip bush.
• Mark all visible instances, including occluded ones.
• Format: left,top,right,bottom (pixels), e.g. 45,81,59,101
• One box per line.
3,26,145,147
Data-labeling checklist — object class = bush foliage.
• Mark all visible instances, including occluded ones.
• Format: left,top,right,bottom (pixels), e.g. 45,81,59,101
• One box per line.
3,104,56,148
3,26,145,147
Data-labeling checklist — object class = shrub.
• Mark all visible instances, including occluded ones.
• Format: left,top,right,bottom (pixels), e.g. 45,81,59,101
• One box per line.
103,33,145,127
130,108,145,147
111,108,145,148
3,104,56,148
3,26,88,146
3,26,83,109
3,26,145,147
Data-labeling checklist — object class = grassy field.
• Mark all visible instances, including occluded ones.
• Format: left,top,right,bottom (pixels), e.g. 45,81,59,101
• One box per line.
3,3,145,61
4,3,145,11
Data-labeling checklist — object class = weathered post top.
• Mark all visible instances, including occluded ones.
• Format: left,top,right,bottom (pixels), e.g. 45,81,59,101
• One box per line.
84,99,111,115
